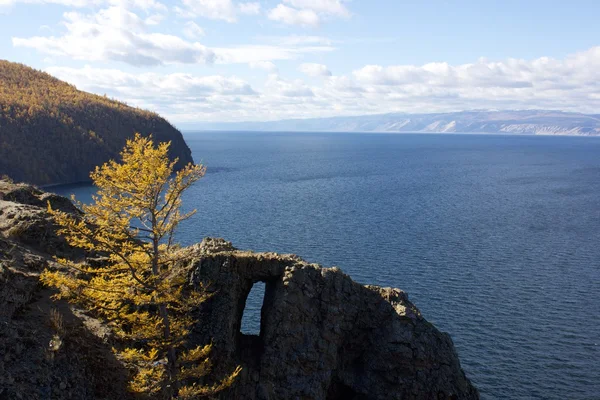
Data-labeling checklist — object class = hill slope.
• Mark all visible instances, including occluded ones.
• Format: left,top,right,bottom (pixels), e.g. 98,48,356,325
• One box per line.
188,110,600,135
0,60,193,185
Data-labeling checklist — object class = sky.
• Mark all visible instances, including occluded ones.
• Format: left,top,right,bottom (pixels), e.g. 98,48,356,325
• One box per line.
1,0,600,123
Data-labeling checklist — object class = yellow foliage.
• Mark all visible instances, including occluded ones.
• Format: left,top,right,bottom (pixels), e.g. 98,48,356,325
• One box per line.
40,134,239,398
178,366,242,400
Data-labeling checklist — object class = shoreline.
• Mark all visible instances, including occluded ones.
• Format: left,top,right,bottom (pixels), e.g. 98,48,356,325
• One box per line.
181,129,600,138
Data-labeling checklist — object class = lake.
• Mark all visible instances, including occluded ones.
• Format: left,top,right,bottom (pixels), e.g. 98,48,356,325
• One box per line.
52,131,600,400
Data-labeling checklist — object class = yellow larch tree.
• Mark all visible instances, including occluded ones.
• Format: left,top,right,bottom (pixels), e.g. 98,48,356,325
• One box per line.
41,133,240,399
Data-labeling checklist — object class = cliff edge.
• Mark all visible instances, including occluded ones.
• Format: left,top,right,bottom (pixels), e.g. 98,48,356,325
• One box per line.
0,179,478,399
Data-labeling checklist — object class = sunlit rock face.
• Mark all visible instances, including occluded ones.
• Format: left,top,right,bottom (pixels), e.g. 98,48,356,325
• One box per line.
187,238,479,400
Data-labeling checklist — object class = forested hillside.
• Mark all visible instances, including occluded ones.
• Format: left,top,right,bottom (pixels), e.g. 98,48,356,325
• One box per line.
0,60,193,185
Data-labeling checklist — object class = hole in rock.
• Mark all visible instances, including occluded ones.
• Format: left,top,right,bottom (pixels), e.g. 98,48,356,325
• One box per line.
240,281,266,336
326,378,361,400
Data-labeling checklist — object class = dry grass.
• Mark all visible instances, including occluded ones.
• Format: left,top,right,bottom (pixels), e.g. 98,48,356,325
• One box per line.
49,308,65,336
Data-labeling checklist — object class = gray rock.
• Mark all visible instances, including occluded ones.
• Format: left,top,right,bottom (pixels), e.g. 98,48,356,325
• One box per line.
0,179,131,400
186,238,479,400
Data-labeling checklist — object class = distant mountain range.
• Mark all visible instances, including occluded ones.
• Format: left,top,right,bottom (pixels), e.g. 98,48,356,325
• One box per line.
183,110,600,136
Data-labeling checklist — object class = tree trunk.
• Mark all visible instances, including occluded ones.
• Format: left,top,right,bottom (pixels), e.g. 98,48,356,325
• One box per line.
151,212,177,398
159,303,177,399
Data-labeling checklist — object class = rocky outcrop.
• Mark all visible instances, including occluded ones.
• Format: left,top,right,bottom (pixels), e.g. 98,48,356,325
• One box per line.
0,180,81,255
0,179,131,400
0,179,478,399
185,238,478,400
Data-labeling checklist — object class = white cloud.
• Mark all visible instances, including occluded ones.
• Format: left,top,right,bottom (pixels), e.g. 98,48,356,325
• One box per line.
299,63,331,77
46,65,257,97
283,0,349,17
12,6,335,67
182,21,205,39
176,0,259,22
274,35,333,46
214,43,335,64
350,52,599,91
0,0,166,10
268,4,319,27
45,65,261,122
268,0,349,26
112,0,165,11
0,0,91,7
249,61,277,72
331,47,600,114
221,36,336,65
176,0,236,22
265,74,314,97
40,47,600,122
13,6,215,66
144,13,164,25
238,1,259,15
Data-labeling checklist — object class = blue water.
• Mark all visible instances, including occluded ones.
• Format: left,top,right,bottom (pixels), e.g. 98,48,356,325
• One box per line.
52,132,600,400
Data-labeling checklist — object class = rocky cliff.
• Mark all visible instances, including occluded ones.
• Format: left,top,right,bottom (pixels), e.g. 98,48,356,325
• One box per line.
0,179,131,399
0,60,193,186
0,179,478,399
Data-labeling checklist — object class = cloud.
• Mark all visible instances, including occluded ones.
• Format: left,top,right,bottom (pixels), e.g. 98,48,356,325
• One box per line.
112,0,165,10
265,74,314,97
268,4,319,27
0,0,166,10
219,35,336,64
299,63,331,77
144,13,164,25
176,0,260,22
46,65,257,97
41,46,600,122
12,6,215,66
351,55,580,90
249,61,277,72
1,0,89,7
331,47,600,114
283,0,349,17
238,1,259,15
12,6,335,67
182,21,205,39
45,65,262,122
268,0,349,26
214,42,335,64
175,0,236,22
274,35,333,46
